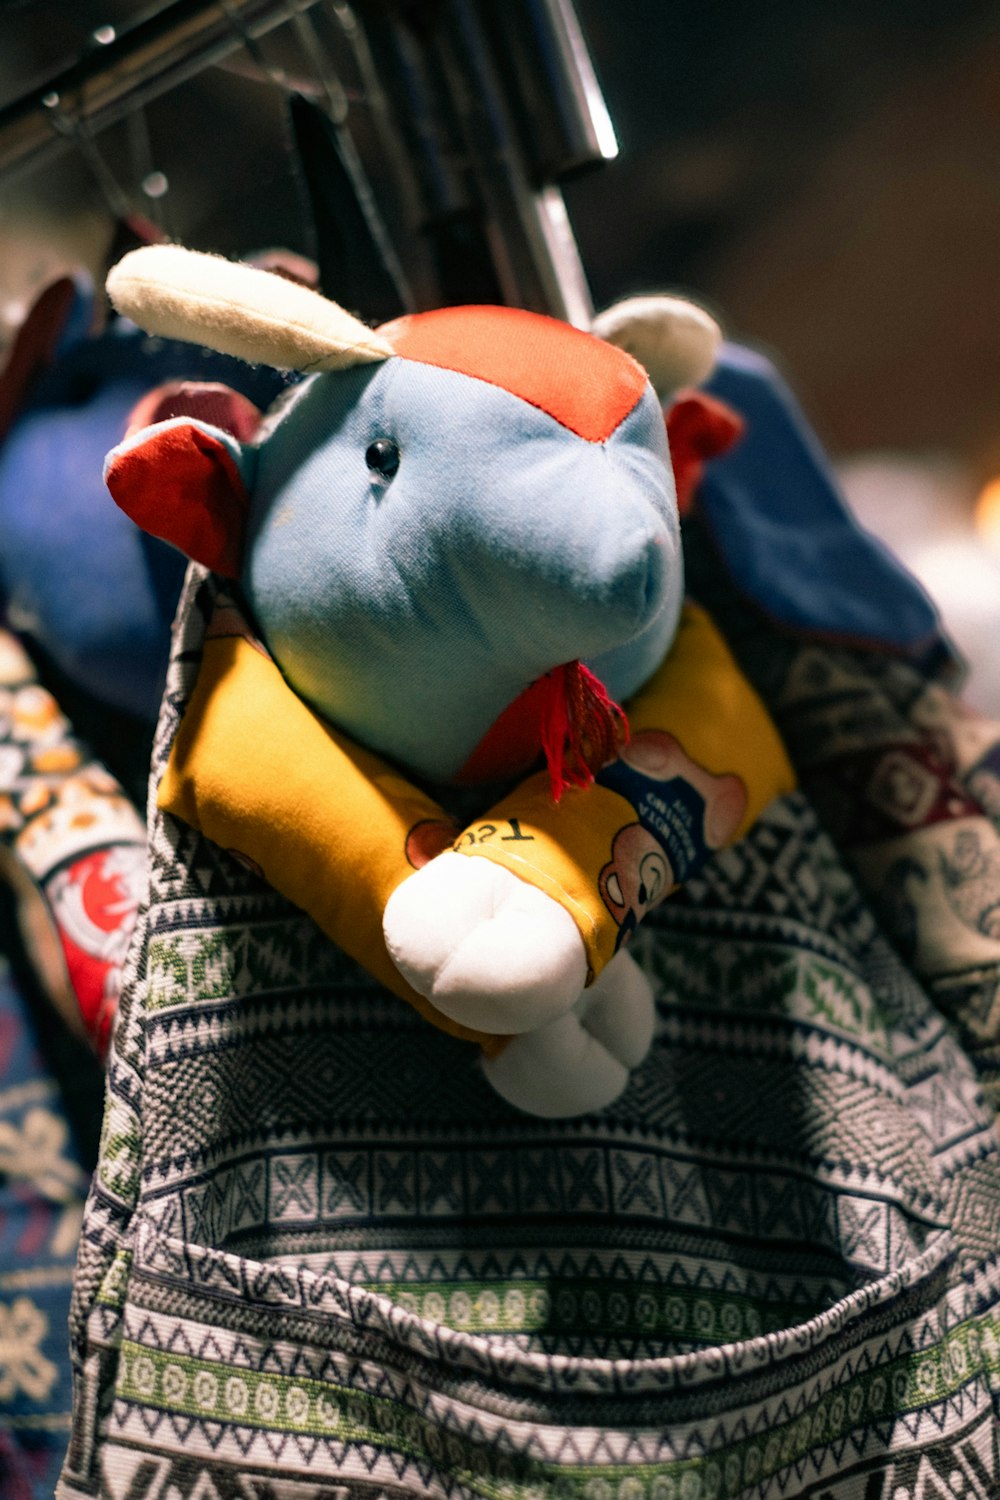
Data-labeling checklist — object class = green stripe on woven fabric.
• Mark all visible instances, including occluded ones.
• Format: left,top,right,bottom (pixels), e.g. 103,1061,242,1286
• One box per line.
95,1249,132,1310
646,938,896,1056
367,1278,818,1342
115,1311,1000,1499
146,922,321,1009
96,1096,142,1203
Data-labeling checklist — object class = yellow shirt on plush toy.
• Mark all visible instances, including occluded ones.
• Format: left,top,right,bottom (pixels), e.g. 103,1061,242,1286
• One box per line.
159,597,793,1044
450,603,793,979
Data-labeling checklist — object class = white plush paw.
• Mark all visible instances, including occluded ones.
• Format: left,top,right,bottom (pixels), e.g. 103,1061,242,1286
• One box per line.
482,950,656,1117
575,949,657,1066
383,852,588,1034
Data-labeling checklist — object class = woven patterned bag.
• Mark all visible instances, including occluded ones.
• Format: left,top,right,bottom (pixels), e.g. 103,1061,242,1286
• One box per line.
57,562,1000,1499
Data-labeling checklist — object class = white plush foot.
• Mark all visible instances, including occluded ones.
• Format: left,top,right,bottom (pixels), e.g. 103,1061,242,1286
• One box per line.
575,950,655,1067
482,951,656,1117
383,852,588,1034
482,1010,630,1117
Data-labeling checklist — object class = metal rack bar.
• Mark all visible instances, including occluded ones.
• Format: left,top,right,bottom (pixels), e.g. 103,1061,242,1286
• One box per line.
0,0,617,322
0,0,323,179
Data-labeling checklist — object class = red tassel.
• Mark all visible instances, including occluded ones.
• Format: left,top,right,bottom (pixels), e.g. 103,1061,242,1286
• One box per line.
539,661,629,801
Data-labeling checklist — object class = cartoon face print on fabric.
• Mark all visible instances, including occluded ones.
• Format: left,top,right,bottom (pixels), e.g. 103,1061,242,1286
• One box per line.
598,730,748,949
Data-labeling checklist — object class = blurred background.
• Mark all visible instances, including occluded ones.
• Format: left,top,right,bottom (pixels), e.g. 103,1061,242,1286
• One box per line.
2,0,1000,703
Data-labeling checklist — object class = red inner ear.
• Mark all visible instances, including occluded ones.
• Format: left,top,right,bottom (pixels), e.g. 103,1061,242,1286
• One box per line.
666,391,745,516
105,422,249,578
125,381,263,442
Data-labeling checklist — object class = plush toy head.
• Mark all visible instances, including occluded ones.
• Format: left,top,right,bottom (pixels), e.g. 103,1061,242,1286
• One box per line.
105,247,717,789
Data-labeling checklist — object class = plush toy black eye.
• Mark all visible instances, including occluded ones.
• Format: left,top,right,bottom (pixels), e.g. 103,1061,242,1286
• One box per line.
365,438,400,479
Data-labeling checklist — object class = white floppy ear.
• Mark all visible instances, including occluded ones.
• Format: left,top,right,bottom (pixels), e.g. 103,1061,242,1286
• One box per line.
591,295,721,398
107,245,394,373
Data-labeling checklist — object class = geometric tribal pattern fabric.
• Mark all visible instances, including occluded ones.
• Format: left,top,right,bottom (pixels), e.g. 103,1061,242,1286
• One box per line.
684,509,1000,1118
59,569,1000,1499
0,948,94,1499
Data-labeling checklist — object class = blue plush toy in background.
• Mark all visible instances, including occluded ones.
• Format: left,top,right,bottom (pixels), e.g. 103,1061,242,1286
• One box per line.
0,268,292,731
0,264,297,1067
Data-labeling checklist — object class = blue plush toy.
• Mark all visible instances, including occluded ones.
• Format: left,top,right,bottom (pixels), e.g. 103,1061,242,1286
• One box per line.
99,246,796,1116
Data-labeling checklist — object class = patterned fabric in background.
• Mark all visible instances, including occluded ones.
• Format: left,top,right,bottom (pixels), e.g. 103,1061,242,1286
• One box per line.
684,513,1000,1116
56,568,1000,1500
0,949,92,1498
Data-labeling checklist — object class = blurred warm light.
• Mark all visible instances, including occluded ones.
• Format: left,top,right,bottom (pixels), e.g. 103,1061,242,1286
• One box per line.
912,537,1000,615
840,455,1000,716
974,477,1000,551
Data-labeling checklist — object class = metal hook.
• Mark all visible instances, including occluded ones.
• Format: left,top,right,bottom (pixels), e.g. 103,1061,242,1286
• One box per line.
287,3,349,123
288,4,416,311
218,0,305,95
125,103,173,238
39,90,132,223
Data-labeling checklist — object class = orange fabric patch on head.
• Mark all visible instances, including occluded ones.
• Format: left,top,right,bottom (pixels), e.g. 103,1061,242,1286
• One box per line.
379,305,648,443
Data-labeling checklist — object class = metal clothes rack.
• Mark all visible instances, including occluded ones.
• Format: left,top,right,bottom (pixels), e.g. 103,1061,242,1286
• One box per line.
0,0,619,324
